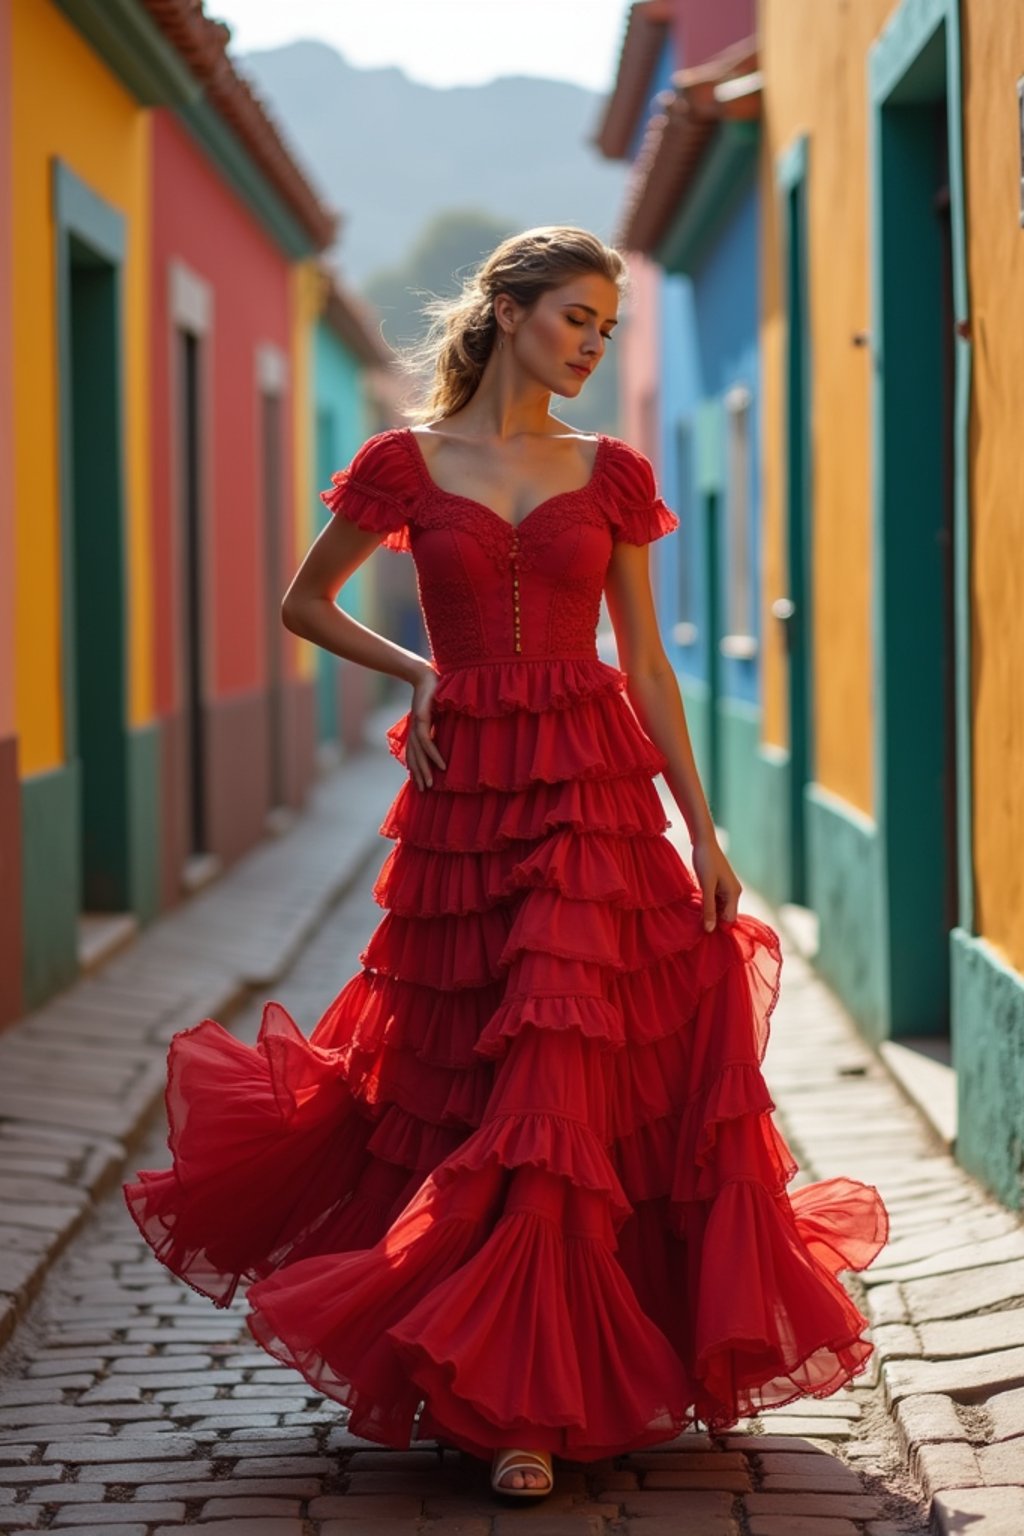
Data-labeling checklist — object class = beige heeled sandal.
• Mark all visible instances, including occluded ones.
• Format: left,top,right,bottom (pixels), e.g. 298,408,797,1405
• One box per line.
490,1446,554,1498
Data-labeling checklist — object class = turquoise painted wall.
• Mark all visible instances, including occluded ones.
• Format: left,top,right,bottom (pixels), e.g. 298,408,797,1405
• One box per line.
312,320,368,744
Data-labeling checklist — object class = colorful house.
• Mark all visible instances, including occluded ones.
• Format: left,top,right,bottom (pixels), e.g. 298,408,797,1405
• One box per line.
758,0,1024,1210
2,0,387,1024
607,0,1024,1211
597,2,768,882
312,271,396,757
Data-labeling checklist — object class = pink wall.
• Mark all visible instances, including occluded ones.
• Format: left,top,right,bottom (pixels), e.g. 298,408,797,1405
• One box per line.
149,109,294,707
619,253,662,464
674,0,755,68
0,0,14,737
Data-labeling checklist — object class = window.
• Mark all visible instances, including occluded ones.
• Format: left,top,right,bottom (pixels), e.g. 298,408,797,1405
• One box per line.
672,417,698,648
722,384,757,658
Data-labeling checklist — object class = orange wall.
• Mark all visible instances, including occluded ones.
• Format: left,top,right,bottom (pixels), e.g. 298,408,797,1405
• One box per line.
961,0,1024,964
759,0,895,815
11,0,152,774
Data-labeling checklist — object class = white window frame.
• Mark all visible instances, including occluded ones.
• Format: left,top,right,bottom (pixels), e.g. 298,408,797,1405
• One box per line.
721,383,758,660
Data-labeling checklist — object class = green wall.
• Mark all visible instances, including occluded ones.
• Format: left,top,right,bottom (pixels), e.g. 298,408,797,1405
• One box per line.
313,320,368,746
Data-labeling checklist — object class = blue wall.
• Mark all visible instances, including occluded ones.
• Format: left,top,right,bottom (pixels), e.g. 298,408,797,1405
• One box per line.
693,181,761,707
626,40,677,161
657,173,761,709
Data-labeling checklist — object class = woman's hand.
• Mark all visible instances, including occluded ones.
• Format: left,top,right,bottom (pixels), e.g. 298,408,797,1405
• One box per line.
691,835,743,931
405,666,447,791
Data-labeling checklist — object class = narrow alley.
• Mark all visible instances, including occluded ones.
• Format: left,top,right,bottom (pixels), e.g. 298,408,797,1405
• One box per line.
3,741,1019,1534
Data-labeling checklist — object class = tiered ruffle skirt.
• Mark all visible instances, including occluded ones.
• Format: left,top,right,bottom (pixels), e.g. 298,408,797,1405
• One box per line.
124,655,889,1461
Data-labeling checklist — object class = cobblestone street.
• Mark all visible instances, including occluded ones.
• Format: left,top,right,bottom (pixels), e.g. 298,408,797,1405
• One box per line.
0,761,1021,1533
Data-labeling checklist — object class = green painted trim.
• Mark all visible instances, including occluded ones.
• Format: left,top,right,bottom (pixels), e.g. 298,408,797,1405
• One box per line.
52,160,127,767
177,97,319,260
53,163,124,262
719,699,768,887
869,0,946,105
656,120,759,276
695,397,724,495
870,0,973,934
53,0,199,107
755,745,792,906
944,10,974,936
776,133,813,903
869,0,971,1035
806,783,886,1043
21,764,80,1009
674,689,792,905
776,133,809,193
678,672,711,793
53,160,135,915
951,928,1024,1211
127,723,160,924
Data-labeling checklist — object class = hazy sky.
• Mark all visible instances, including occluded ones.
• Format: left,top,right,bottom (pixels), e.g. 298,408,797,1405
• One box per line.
213,0,629,93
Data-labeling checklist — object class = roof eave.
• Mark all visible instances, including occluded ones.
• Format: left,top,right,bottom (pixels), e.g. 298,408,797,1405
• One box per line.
614,40,762,255
593,0,674,161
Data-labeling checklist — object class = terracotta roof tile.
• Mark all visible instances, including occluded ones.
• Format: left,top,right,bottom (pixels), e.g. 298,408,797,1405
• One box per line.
140,0,338,249
593,0,674,161
615,37,760,253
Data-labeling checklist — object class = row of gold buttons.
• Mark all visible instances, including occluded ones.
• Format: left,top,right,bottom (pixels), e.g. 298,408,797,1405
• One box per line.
511,528,522,653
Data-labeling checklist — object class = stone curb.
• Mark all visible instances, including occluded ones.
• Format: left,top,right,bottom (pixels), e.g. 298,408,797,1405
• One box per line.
738,872,1024,1535
0,706,405,1356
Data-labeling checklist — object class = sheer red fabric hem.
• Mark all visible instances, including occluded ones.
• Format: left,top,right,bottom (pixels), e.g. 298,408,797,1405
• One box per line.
123,653,889,1459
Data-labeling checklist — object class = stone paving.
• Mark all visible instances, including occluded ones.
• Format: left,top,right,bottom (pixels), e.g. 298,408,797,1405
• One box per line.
0,734,1019,1532
0,714,401,1356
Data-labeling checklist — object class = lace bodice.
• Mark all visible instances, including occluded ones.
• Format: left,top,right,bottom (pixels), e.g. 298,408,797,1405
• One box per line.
320,427,678,672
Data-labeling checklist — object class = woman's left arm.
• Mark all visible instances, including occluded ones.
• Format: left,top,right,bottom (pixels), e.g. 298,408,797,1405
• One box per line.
604,540,742,931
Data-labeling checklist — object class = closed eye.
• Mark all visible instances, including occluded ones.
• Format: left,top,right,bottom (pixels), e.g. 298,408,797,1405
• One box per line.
567,317,615,342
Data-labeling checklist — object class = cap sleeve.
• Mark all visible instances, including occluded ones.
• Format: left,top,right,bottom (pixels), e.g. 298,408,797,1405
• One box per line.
319,429,416,553
603,437,680,546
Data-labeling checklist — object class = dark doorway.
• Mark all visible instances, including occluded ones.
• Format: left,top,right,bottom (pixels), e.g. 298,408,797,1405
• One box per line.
68,241,128,914
262,390,285,812
178,328,207,860
781,164,813,906
934,111,959,949
875,41,955,1040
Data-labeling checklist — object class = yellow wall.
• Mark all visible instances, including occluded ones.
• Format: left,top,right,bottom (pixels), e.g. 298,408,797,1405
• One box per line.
12,0,152,775
759,0,896,815
961,0,1024,965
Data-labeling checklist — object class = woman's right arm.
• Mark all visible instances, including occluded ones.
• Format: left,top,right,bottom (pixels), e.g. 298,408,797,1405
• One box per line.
280,518,446,790
282,515,426,684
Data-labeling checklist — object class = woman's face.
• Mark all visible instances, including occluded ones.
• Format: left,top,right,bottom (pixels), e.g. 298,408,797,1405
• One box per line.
503,273,619,397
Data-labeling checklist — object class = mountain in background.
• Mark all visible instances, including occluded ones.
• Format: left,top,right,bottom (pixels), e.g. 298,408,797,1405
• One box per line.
237,40,628,290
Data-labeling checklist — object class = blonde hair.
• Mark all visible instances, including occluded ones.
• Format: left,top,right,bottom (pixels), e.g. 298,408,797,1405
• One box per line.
397,225,628,424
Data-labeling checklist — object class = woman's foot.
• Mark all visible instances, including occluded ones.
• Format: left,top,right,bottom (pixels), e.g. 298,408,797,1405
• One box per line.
490,1446,554,1497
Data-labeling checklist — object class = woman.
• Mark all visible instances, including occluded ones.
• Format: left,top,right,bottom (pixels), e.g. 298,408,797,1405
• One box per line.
125,226,889,1501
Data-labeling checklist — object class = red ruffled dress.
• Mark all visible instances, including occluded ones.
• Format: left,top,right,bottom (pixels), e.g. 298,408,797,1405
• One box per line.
124,427,889,1462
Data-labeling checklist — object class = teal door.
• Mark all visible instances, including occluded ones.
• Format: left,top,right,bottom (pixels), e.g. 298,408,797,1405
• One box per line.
873,29,957,1038
68,242,129,913
779,145,813,906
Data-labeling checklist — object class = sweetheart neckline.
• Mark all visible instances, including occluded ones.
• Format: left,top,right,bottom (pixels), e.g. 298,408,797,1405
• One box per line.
400,427,609,534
